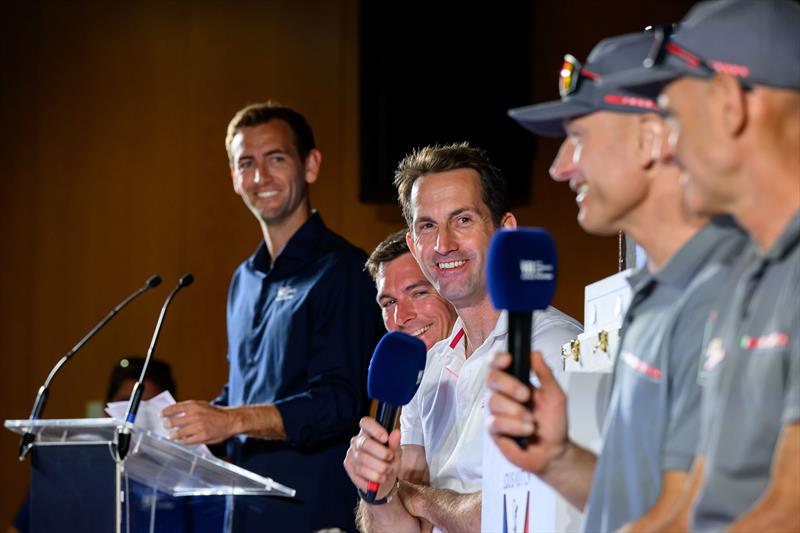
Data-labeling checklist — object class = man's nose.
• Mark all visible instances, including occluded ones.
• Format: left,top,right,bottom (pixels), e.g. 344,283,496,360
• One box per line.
549,139,577,182
394,300,416,326
253,161,272,184
435,225,458,255
665,118,680,162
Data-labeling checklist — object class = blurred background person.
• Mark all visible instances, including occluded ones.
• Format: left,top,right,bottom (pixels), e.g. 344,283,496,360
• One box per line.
12,357,224,533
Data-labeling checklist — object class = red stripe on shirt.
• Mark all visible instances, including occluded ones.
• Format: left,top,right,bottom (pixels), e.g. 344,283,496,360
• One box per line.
449,328,465,349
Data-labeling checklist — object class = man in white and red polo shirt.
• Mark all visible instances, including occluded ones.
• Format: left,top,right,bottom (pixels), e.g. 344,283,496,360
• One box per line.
344,143,581,532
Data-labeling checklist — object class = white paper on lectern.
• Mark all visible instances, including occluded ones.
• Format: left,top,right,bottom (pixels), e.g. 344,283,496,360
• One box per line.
105,390,213,457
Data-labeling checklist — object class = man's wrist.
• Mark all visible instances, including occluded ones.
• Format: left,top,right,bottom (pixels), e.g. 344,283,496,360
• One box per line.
227,404,287,440
397,480,427,518
224,405,244,436
539,439,574,484
358,479,400,505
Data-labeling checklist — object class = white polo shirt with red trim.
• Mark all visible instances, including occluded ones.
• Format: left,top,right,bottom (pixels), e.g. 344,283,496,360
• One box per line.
399,307,582,493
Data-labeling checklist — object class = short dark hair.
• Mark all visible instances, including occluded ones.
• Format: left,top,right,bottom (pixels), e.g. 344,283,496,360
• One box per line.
393,142,509,228
225,101,316,162
365,229,410,280
106,356,177,403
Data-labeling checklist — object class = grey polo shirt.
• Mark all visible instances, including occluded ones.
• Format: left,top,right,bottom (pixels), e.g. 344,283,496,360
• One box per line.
583,218,747,533
693,210,800,532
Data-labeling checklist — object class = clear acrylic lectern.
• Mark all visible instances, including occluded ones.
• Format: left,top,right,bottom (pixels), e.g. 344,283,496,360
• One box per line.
5,418,295,533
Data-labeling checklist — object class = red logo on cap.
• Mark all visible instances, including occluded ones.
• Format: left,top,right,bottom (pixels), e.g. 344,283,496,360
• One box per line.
603,94,658,110
710,61,751,78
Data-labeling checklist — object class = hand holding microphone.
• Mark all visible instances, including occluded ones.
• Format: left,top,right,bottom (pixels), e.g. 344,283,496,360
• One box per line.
343,331,426,504
486,228,558,448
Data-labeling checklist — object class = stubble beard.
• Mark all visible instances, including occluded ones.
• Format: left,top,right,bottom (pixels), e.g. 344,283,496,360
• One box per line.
253,177,308,227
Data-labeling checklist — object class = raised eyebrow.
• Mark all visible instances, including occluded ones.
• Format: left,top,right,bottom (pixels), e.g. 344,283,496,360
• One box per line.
403,280,433,294
450,207,480,219
413,208,478,226
414,215,436,226
377,292,396,305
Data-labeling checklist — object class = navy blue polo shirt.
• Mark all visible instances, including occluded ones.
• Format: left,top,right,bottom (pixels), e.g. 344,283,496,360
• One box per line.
214,211,384,533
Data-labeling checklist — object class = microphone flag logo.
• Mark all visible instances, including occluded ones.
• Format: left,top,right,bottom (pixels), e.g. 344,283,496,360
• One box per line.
519,260,554,281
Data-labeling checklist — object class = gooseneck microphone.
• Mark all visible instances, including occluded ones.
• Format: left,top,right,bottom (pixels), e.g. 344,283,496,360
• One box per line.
116,274,193,461
18,275,162,460
363,331,427,503
487,228,558,449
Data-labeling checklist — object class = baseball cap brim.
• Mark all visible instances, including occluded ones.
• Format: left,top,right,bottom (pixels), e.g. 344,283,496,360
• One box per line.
606,57,708,95
508,98,597,137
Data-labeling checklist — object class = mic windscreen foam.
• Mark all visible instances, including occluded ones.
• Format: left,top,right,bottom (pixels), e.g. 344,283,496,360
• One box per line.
487,228,558,312
367,331,427,405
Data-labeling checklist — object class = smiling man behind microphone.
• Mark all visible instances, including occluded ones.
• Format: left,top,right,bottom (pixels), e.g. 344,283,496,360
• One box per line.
344,143,581,532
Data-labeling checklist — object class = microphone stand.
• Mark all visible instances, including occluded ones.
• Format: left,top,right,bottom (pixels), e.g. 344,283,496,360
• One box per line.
18,275,162,461
116,274,193,461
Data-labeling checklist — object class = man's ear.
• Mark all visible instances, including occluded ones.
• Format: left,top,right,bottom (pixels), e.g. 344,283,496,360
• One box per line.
405,231,417,260
500,212,518,229
711,73,748,138
637,113,668,169
230,165,241,194
304,149,322,184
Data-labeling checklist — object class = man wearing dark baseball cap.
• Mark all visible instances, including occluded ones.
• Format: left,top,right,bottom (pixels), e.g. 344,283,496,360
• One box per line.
486,31,746,532
609,1,800,531
508,33,660,136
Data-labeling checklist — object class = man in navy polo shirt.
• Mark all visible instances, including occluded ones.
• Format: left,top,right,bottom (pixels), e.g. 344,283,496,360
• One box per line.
162,102,384,532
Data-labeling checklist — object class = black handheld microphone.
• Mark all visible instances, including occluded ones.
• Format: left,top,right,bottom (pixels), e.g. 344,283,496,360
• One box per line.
362,331,427,503
487,228,558,448
116,273,193,461
18,275,162,461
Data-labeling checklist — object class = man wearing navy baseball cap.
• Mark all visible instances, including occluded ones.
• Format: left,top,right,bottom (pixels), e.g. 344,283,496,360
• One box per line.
486,31,746,532
609,1,800,531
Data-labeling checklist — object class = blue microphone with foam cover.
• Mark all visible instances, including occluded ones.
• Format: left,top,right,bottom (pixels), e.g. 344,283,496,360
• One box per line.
487,228,558,448
363,331,427,502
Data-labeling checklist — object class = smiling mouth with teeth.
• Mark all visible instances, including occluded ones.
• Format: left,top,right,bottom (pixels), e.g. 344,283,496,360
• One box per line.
437,260,467,270
257,191,279,198
576,184,589,204
410,324,432,337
